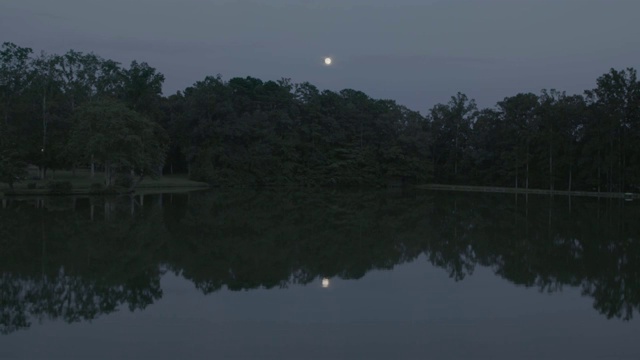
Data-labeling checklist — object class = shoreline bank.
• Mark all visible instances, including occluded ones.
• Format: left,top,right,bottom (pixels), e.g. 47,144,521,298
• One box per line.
416,184,638,199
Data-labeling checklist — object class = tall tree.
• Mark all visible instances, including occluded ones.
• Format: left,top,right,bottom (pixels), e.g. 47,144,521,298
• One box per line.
95,59,124,100
0,122,27,190
29,52,63,178
430,93,476,184
69,100,169,188
121,61,165,117
56,50,101,111
585,68,640,191
0,42,32,127
497,93,539,189
468,108,503,185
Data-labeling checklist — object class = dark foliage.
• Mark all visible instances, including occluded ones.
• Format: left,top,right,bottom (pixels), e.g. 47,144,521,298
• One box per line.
2,42,640,190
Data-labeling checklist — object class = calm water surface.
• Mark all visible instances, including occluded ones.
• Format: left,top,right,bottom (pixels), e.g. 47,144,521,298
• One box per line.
1,189,639,359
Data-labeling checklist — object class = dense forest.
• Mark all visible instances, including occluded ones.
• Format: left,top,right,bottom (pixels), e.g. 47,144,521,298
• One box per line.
1,190,639,333
1,42,639,190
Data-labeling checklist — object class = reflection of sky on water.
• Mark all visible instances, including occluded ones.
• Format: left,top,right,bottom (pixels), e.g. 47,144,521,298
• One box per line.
2,255,639,360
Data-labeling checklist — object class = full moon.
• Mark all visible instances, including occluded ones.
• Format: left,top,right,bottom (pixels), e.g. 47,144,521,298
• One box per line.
324,57,332,66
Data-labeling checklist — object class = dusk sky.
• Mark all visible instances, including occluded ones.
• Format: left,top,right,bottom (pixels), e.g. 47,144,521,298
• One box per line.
2,0,638,113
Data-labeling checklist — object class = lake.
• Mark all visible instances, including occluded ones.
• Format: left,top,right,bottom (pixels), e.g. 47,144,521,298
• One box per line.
1,189,639,359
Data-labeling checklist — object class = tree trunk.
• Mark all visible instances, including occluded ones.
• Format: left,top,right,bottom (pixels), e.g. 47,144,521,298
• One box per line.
454,128,459,178
525,142,529,190
609,137,614,192
128,173,145,193
549,141,553,191
105,160,112,187
619,127,623,192
104,201,111,221
515,152,519,189
596,149,600,192
91,155,95,178
41,94,47,180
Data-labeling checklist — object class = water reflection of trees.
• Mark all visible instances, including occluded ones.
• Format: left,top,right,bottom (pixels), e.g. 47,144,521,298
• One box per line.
1,190,639,334
0,196,167,334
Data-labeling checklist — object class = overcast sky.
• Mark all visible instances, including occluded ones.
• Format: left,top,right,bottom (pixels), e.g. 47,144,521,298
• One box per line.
1,0,638,113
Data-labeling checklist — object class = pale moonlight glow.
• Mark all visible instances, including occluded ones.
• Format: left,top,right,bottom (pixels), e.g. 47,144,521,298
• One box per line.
322,278,330,288
324,57,332,66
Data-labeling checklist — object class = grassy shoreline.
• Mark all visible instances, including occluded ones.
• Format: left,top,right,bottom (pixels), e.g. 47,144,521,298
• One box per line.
3,174,637,199
416,183,639,199
0,170,209,196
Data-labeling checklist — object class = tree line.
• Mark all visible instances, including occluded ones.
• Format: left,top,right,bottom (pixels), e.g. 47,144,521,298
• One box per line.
1,41,639,190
